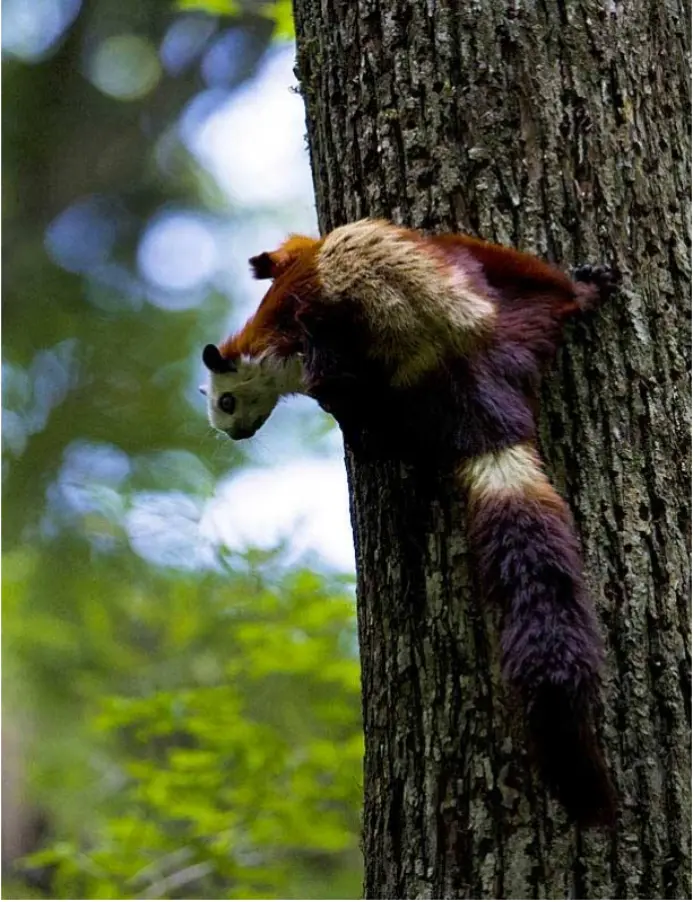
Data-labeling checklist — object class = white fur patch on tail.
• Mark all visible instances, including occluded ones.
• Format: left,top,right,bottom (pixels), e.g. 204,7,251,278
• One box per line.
460,444,549,499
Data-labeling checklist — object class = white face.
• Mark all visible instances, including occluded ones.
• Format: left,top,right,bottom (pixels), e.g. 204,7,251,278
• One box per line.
203,353,306,441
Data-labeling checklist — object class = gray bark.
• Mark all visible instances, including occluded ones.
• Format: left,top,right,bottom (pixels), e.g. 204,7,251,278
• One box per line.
292,0,691,897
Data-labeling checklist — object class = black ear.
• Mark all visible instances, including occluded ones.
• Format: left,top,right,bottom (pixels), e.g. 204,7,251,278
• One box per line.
202,344,236,374
249,252,275,280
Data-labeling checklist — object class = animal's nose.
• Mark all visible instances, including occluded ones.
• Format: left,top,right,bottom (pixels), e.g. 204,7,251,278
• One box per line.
226,415,267,441
227,425,255,440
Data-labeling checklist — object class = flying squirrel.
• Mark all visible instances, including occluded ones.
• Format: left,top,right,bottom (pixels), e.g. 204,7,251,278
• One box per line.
202,218,619,826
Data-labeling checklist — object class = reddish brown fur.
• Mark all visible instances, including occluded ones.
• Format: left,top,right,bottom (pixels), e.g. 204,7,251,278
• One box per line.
220,237,323,360
217,226,592,373
433,233,575,295
249,234,323,281
431,234,595,369
207,222,618,824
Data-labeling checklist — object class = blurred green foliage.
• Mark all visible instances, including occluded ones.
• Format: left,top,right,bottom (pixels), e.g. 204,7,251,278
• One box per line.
19,568,362,899
2,0,361,898
178,1,295,39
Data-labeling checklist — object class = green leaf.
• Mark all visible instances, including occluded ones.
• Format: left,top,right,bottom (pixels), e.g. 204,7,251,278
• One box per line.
176,0,238,14
271,0,295,39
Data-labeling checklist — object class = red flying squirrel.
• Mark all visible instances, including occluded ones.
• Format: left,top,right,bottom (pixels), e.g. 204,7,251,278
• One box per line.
202,218,619,826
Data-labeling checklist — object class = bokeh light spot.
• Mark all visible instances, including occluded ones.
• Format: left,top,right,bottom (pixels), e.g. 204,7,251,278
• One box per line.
182,46,314,207
138,212,218,293
200,28,251,87
88,34,161,101
160,15,217,75
45,197,118,274
2,0,81,61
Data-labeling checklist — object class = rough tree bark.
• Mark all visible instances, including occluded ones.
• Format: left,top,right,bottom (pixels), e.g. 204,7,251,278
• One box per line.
292,0,691,898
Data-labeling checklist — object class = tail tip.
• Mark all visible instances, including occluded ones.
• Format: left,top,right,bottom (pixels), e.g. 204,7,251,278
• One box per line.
526,682,616,828
558,767,617,828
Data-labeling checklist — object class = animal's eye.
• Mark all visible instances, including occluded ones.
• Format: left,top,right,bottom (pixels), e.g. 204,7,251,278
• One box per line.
218,393,236,415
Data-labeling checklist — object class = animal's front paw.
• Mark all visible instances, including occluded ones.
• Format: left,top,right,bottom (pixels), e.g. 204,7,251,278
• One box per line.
571,263,621,312
572,263,621,298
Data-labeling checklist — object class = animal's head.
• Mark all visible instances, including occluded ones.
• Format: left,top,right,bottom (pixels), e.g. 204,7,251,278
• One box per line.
202,234,319,439
201,344,287,440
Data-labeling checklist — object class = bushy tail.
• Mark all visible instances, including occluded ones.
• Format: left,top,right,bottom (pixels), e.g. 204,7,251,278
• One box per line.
460,443,615,826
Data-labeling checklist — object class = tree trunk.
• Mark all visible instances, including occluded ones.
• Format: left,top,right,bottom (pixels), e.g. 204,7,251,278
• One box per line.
292,0,691,897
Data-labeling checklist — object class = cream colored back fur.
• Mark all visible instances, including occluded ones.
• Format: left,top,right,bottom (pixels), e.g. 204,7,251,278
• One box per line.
317,219,496,385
